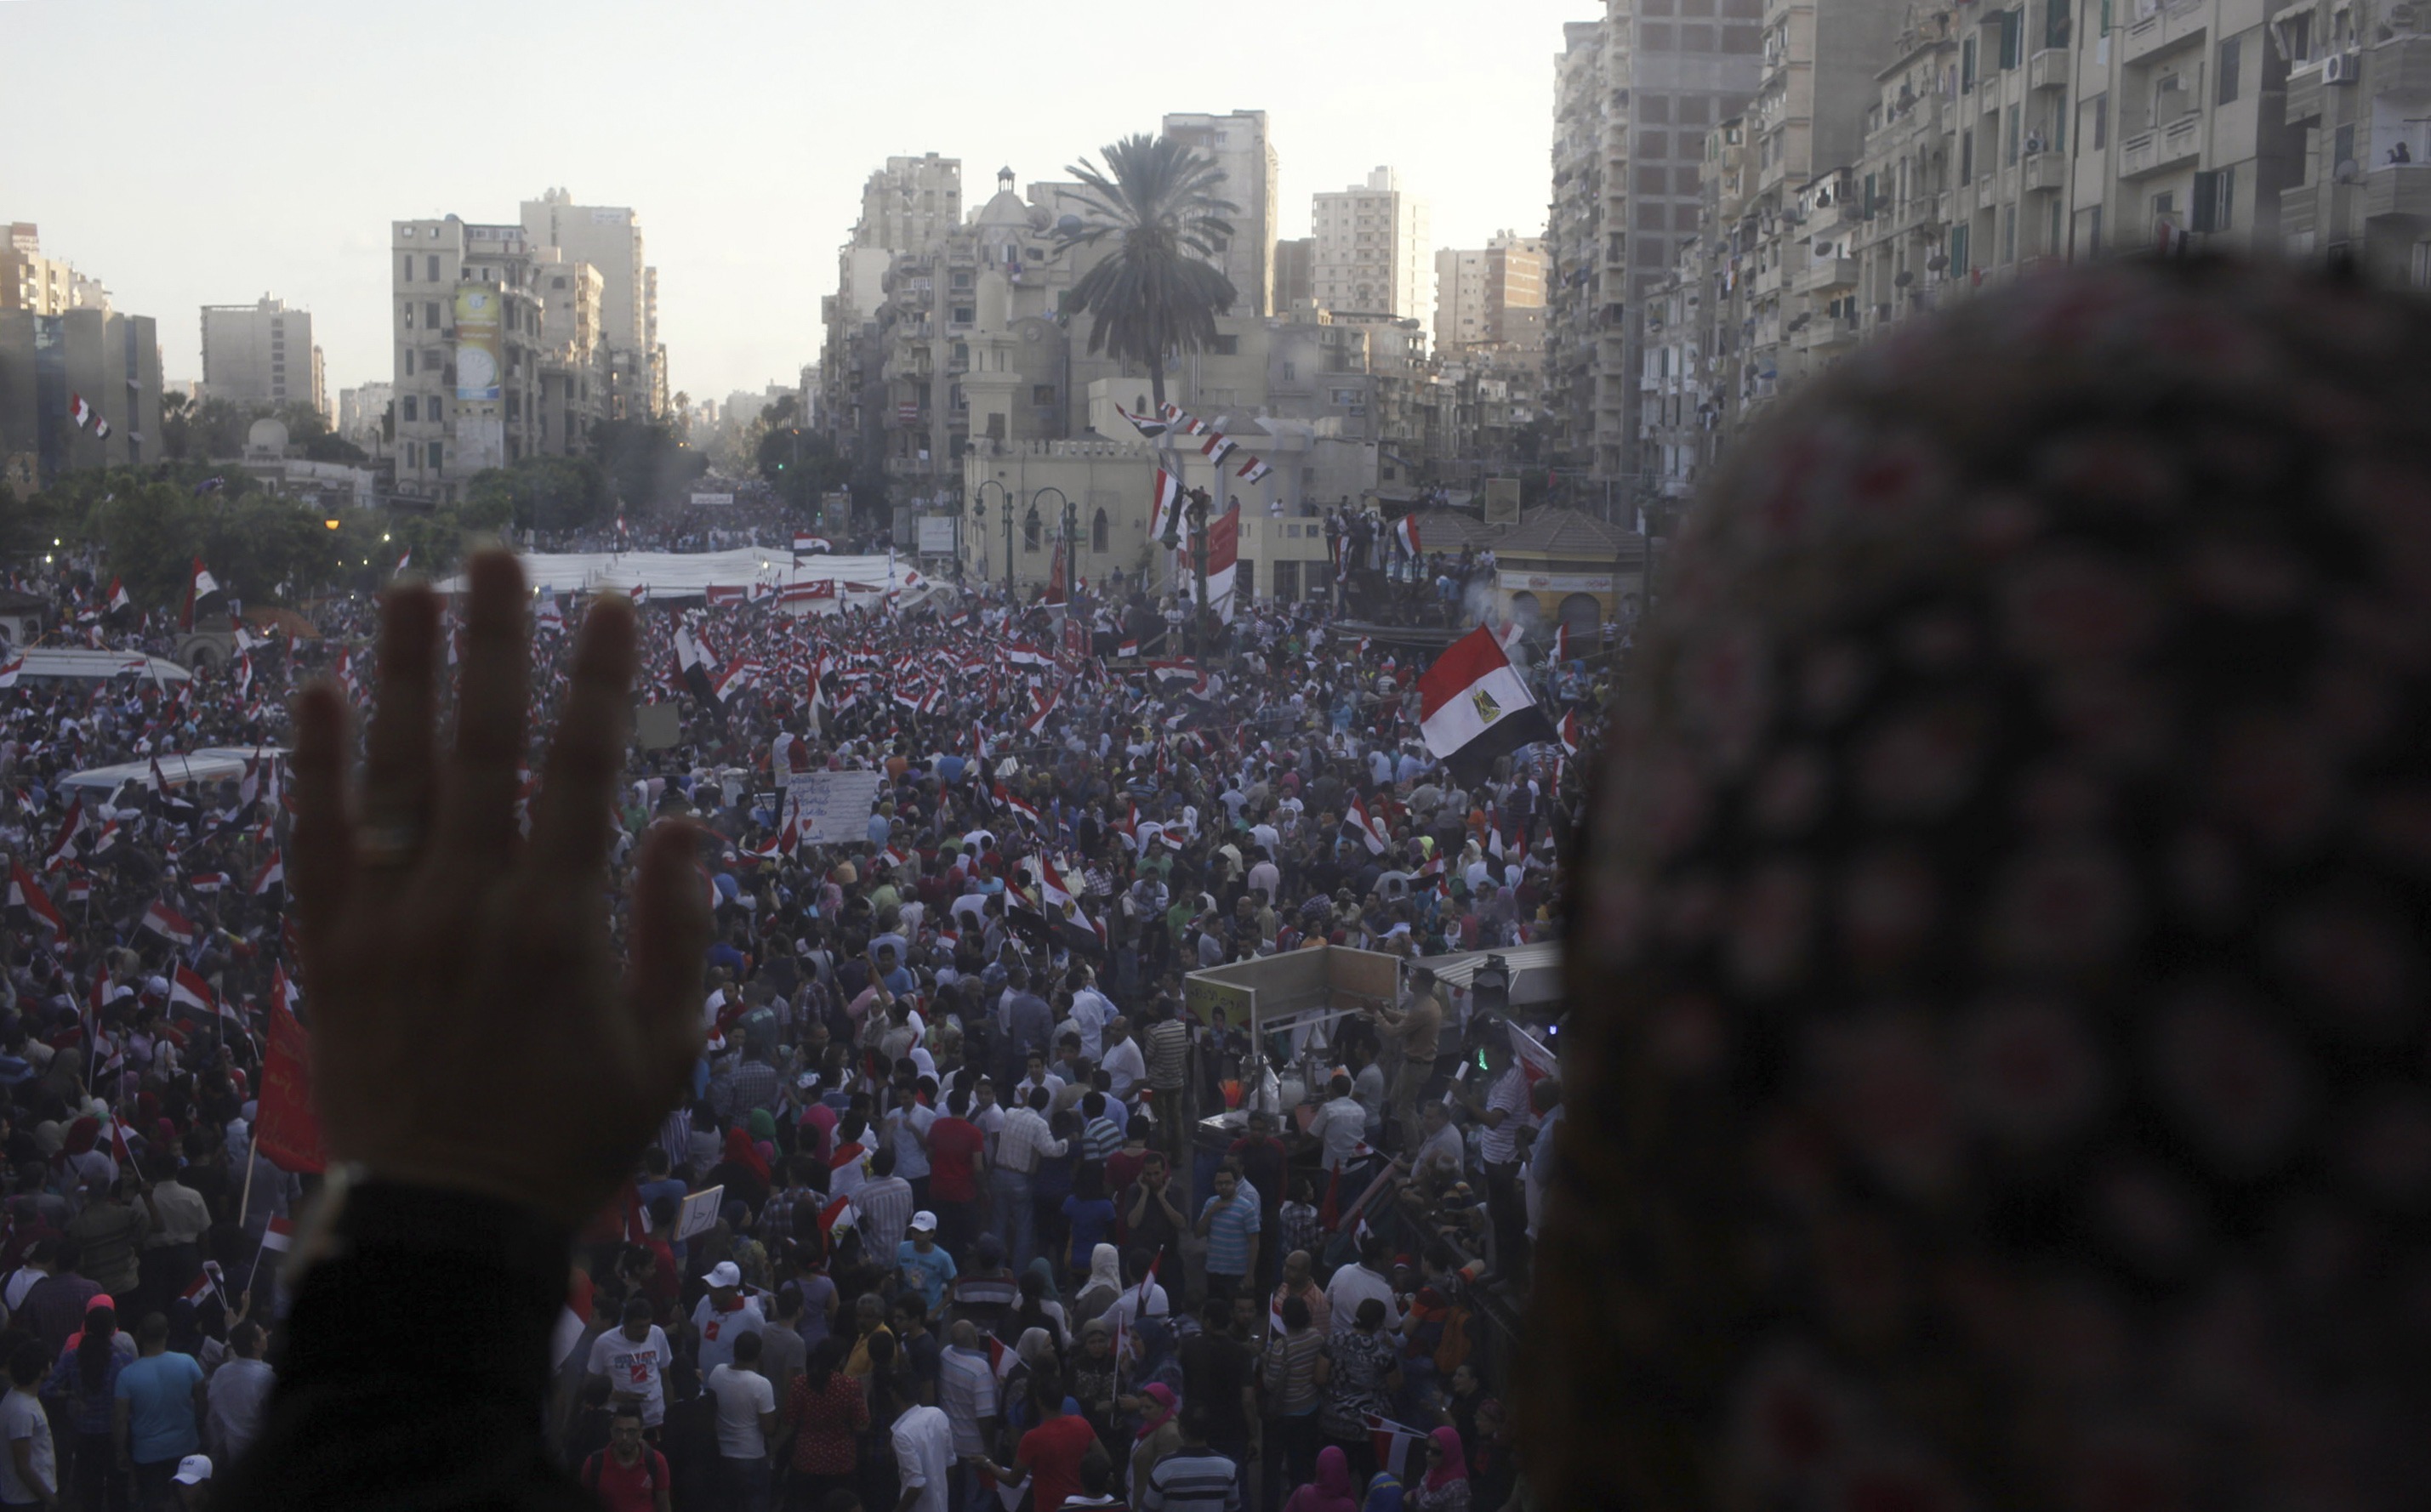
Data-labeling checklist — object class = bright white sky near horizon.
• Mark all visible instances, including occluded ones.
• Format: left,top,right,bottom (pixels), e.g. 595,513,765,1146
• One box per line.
1,0,1590,408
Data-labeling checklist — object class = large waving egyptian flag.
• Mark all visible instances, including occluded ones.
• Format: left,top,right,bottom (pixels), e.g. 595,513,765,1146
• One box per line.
1417,625,1557,785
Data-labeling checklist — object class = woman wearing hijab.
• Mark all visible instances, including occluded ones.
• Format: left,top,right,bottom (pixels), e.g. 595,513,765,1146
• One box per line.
1407,1427,1468,1512
745,1107,780,1170
1069,1316,1122,1454
1071,1242,1124,1327
1127,1380,1181,1497
1016,1258,1070,1350
1283,1444,1360,1512
1525,259,2431,1509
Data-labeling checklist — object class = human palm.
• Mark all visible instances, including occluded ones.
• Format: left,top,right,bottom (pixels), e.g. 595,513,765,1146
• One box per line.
290,551,709,1227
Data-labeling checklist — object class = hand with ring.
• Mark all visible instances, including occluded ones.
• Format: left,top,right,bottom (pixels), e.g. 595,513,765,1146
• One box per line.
291,550,710,1228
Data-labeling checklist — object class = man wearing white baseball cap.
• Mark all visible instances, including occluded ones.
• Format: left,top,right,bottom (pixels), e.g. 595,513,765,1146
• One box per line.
688,1261,764,1376
896,1210,956,1319
171,1453,210,1509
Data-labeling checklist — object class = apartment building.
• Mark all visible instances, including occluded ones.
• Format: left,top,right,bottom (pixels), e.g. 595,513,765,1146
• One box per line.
534,250,608,458
1312,168,1434,330
819,154,964,467
519,190,663,421
0,307,162,486
390,215,545,504
1273,236,1315,310
3,224,110,316
1546,0,1762,493
201,296,327,418
2275,0,2431,279
1435,232,1549,352
1163,111,1280,315
337,383,392,458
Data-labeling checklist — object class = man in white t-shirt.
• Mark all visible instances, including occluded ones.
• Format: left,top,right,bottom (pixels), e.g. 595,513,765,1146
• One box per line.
585,1298,675,1428
2,1242,52,1318
889,1399,956,1512
705,1330,777,1512
1100,1018,1147,1105
0,1341,57,1509
690,1261,766,1375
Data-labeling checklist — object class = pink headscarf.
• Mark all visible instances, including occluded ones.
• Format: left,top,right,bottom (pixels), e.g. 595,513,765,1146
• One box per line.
1423,1426,1468,1492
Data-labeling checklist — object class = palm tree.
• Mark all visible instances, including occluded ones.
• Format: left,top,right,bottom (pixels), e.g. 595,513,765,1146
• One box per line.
1055,133,1239,415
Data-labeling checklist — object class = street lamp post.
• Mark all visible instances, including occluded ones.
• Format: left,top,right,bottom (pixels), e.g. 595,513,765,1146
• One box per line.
1020,503,1041,602
971,479,1012,597
1033,486,1072,600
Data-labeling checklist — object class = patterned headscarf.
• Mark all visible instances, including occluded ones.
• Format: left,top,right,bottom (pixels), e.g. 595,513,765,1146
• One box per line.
1525,259,2431,1510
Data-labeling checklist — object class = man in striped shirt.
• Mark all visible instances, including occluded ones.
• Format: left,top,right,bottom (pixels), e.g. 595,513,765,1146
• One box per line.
1079,1091,1125,1163
1138,1403,1242,1511
1193,1163,1261,1302
851,1148,916,1262
992,1086,1068,1272
937,1321,999,1512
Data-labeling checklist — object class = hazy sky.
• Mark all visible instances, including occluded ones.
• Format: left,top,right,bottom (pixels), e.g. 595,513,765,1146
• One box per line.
2,0,1591,405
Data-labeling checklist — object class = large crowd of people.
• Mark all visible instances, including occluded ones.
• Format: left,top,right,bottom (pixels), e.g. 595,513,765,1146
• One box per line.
0,531,1601,1512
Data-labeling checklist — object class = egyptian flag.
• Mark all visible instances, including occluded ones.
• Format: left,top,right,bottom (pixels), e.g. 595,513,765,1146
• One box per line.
996,786,1042,830
0,651,20,690
1022,685,1061,735
179,558,220,632
392,549,412,577
168,963,216,1018
8,864,65,943
1236,455,1272,484
1045,538,1068,609
1200,433,1236,465
1364,1415,1432,1481
106,577,132,614
189,872,229,894
535,590,565,633
142,899,199,945
1114,404,1170,441
1557,709,1581,755
259,1215,296,1253
1551,622,1570,663
1148,469,1183,549
793,534,833,555
44,799,88,873
1181,503,1241,622
250,850,285,897
71,392,95,429
1392,514,1422,557
672,623,719,706
1510,1020,1558,1087
1343,793,1388,855
1005,641,1050,670
1417,626,1558,785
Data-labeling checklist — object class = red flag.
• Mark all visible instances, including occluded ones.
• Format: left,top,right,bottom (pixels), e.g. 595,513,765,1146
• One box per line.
256,988,327,1174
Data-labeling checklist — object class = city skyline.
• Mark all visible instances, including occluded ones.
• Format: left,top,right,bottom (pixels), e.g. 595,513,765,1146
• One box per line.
0,0,1588,405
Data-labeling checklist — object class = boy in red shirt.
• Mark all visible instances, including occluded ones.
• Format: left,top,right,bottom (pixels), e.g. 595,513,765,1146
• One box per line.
579,1407,669,1512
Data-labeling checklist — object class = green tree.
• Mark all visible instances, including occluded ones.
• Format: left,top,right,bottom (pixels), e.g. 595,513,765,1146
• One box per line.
593,420,708,513
1055,133,1239,412
462,455,610,535
754,405,850,516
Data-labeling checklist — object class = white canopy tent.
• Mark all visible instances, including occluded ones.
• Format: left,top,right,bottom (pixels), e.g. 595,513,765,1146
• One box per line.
14,649,194,684
58,746,286,795
432,549,957,611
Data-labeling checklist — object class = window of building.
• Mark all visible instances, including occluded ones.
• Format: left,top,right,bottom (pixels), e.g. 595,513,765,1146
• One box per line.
552,276,567,289
2001,6,2024,65
430,441,443,469
951,305,974,325
405,350,414,375
1032,384,1056,406
1238,560,1255,599
2047,0,2071,47
1281,361,1296,382
2085,203,2104,257
426,302,441,329
406,441,418,469
2008,104,2023,163
403,304,415,330
2217,36,2241,103
1961,128,1975,184
1962,37,1978,91
2192,166,2235,230
2003,204,2018,262
402,255,414,282
1092,509,1109,553
2090,92,2109,148
1023,514,1041,551
1643,21,1676,48
1951,223,1972,275
2334,123,2356,171
426,255,439,281
1211,334,1239,355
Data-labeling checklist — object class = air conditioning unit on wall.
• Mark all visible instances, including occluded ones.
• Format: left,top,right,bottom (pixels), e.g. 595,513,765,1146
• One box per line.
2323,51,2360,83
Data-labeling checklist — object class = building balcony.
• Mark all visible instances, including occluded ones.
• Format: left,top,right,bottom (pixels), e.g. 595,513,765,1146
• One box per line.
2118,115,2204,178
2022,149,2069,192
2123,0,2207,63
2377,32,2431,94
1796,255,1860,293
2280,185,2320,242
1752,261,1785,296
2366,162,2431,221
2028,46,2071,89
2285,60,2325,122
